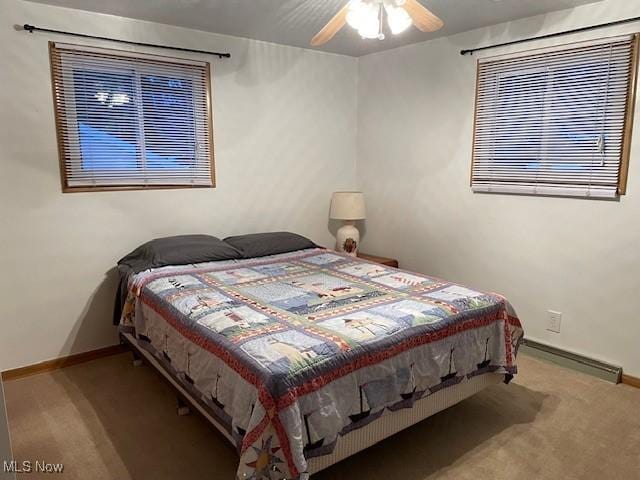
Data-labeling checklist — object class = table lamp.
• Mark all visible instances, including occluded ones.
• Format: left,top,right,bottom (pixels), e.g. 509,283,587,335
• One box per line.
330,191,366,256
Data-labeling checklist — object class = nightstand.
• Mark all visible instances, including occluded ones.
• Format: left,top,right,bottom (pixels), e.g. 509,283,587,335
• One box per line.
357,252,399,268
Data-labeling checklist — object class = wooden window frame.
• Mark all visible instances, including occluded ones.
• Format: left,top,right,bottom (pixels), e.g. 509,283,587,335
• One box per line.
618,33,639,194
469,33,640,197
49,42,216,193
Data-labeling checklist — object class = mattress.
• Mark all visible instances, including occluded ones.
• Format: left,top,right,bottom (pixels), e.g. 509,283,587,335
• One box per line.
119,248,523,480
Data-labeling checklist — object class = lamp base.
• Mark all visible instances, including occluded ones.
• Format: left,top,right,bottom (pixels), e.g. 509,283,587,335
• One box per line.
336,222,360,257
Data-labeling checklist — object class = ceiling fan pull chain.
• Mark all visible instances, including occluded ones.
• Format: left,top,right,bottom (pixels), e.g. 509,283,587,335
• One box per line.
378,2,386,40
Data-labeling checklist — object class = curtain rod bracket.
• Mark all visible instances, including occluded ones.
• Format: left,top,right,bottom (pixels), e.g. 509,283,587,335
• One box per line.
21,23,231,59
460,16,640,56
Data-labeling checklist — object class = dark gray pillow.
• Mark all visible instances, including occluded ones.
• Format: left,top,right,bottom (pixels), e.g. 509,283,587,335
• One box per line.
223,232,317,259
118,234,242,273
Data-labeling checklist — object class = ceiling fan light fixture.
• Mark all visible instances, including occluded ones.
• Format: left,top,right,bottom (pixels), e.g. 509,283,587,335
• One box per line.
310,0,442,47
359,23,381,39
358,13,382,39
347,0,383,39
385,4,412,35
346,0,365,29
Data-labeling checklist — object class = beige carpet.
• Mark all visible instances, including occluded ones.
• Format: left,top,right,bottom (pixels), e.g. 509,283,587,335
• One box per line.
3,353,639,480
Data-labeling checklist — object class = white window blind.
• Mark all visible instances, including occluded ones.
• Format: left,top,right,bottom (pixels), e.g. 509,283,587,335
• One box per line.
50,43,214,190
471,34,638,198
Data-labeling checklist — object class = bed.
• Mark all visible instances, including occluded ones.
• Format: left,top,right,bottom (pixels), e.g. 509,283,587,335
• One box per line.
116,233,523,480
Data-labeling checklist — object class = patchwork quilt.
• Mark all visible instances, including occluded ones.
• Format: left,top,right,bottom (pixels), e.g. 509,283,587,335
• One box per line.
120,248,523,480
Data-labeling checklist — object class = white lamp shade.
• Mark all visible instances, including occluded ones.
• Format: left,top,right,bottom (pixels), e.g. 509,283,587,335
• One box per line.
330,192,366,220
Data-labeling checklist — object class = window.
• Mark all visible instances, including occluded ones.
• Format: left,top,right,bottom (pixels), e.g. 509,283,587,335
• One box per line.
471,34,638,198
49,43,214,191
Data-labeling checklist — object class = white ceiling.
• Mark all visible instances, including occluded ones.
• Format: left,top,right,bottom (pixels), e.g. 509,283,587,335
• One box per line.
27,0,602,57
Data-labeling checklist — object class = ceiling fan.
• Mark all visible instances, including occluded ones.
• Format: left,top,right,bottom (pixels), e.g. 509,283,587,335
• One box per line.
311,0,443,46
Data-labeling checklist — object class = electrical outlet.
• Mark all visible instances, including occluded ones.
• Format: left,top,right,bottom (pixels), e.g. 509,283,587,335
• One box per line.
547,310,562,333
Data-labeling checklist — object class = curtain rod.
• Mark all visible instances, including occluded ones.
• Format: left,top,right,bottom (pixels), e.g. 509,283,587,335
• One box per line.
460,16,640,56
22,24,231,59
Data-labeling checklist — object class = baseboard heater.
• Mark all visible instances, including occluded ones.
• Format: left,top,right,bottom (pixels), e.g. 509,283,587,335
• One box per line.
520,338,622,384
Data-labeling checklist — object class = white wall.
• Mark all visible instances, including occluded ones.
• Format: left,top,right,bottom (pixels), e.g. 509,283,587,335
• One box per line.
358,0,640,376
0,0,358,371
2,0,638,379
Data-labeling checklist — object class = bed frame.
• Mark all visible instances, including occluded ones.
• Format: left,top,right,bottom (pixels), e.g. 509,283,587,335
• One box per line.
121,331,503,477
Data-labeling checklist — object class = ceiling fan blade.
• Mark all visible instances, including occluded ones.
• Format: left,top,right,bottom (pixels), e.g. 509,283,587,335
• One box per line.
310,2,350,46
403,0,443,32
